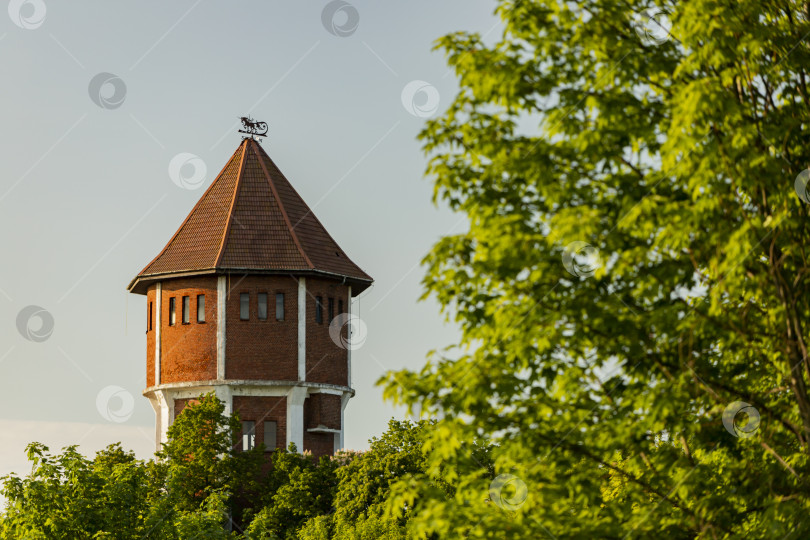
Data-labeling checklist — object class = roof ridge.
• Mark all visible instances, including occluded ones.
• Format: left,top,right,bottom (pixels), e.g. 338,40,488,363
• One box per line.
136,141,247,276
250,139,314,269
214,140,249,267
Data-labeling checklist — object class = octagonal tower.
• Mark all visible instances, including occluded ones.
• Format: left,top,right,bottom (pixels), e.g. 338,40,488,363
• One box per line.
127,137,372,457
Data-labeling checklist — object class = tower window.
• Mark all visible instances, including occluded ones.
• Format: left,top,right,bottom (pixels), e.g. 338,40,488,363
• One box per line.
168,297,176,326
276,293,285,321
258,293,268,320
315,296,323,324
182,296,190,324
264,421,277,450
240,293,250,320
338,299,344,316
197,295,205,323
242,421,255,450
148,301,153,331
328,297,335,323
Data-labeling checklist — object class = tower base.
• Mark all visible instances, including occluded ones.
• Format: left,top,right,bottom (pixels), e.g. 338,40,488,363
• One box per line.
144,379,353,457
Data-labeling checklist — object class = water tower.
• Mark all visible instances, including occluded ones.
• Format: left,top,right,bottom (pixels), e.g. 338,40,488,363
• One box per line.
127,130,372,457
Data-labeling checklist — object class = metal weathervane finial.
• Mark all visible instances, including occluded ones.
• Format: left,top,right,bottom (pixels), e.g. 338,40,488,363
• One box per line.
238,116,269,140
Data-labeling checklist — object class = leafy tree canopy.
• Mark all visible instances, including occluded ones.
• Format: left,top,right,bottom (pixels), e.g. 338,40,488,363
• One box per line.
0,402,443,539
157,392,263,512
382,0,810,538
0,394,258,539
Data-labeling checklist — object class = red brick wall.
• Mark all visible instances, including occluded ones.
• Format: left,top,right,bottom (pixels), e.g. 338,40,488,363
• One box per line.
174,397,201,418
172,392,342,457
304,393,341,430
225,275,299,381
303,393,342,457
146,286,156,387
160,277,218,383
233,396,287,451
303,431,335,458
145,274,352,389
305,278,350,386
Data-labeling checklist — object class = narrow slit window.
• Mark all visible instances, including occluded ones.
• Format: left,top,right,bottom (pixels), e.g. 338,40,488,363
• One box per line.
338,299,344,316
315,296,323,324
276,293,285,321
182,296,190,324
328,297,335,323
169,297,176,326
242,421,255,450
148,301,153,331
258,293,268,320
264,421,277,450
240,293,250,321
197,295,205,323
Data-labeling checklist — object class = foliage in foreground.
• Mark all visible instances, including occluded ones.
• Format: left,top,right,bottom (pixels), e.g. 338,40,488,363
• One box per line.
0,394,447,539
379,0,810,538
0,394,250,539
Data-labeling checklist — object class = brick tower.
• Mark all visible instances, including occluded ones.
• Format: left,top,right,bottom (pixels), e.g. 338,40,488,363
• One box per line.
127,137,372,457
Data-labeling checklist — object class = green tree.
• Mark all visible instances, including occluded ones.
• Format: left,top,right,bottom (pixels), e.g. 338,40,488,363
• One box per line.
173,492,237,540
382,0,810,537
0,443,150,539
296,419,486,539
331,419,437,538
0,394,259,539
157,392,264,514
245,445,339,540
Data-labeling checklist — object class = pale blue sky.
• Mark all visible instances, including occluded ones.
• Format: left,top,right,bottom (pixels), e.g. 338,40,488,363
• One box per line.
0,0,500,464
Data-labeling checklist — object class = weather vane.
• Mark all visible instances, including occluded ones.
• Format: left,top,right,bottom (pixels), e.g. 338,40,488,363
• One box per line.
238,116,268,140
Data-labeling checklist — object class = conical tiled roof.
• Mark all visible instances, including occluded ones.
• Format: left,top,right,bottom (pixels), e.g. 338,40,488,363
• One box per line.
128,138,373,295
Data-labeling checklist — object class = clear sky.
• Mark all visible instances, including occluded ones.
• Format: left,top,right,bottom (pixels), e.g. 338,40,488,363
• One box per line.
0,0,501,476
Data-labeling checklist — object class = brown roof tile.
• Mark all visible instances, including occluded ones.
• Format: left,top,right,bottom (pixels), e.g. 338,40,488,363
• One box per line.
128,139,373,294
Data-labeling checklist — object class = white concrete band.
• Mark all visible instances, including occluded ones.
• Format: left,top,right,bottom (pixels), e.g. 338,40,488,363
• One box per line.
155,282,162,385
217,276,227,380
287,386,307,452
154,389,174,451
214,384,233,417
297,277,306,381
146,379,353,394
337,392,351,452
148,397,161,453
